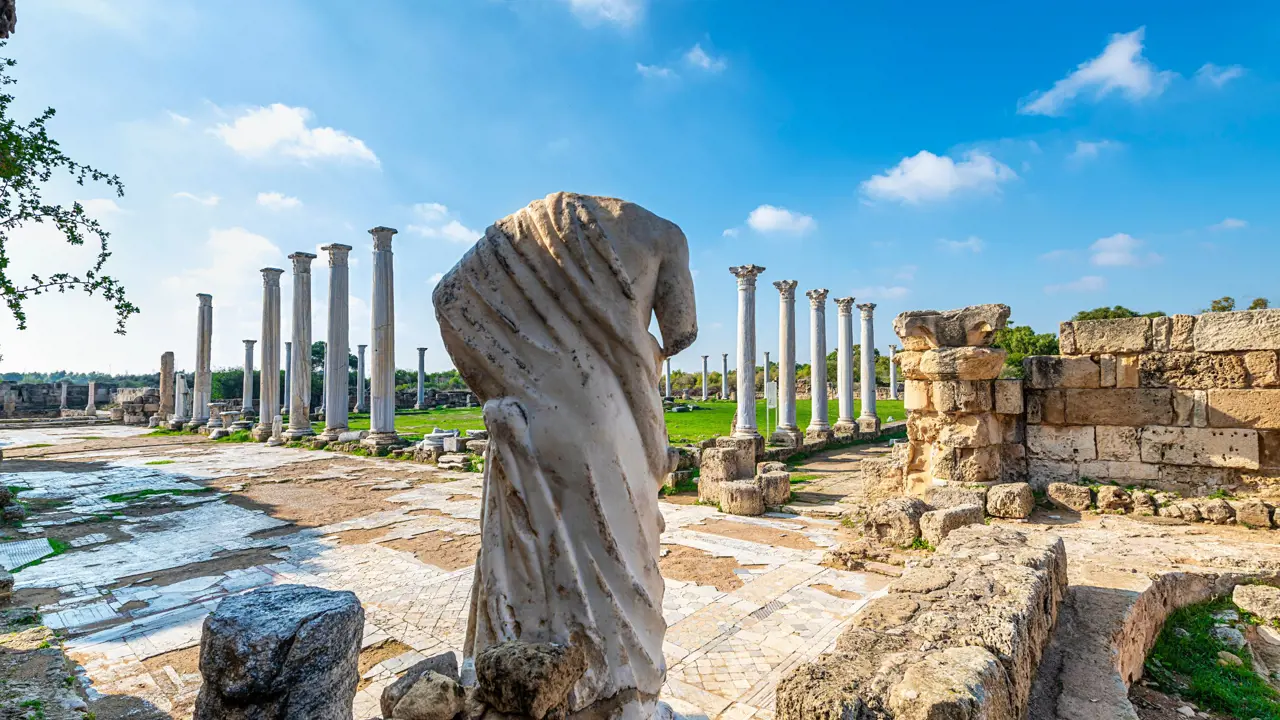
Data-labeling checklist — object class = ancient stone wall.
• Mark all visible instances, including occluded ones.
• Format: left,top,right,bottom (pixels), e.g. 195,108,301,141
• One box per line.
1024,310,1280,496
0,382,113,418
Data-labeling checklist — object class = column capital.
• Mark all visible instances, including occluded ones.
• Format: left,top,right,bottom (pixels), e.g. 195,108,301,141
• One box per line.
321,243,353,266
260,267,284,284
773,279,798,299
369,226,398,250
701,355,708,360
196,293,212,305
835,297,855,313
417,347,428,354
729,264,766,288
358,344,368,351
806,288,829,307
243,339,256,347
889,344,898,352
288,252,317,273
722,352,728,358
857,302,877,317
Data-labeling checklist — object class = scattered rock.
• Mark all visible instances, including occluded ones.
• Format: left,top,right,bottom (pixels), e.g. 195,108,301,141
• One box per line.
986,482,1034,519
1210,625,1246,649
919,505,984,547
1096,486,1133,514
924,485,987,510
390,671,465,720
757,461,787,475
1132,491,1157,516
1175,502,1203,523
1233,499,1274,529
380,652,459,718
0,569,11,604
1046,482,1092,512
864,497,927,547
193,584,364,720
1197,498,1236,525
474,641,586,720
1217,650,1243,667
1233,584,1280,624
822,538,891,571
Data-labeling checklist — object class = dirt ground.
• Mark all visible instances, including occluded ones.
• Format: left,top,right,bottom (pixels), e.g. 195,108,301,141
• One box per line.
692,518,820,551
659,544,757,592
1129,684,1231,719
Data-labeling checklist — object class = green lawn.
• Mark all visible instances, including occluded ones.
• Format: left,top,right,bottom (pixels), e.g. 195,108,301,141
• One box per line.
328,399,904,446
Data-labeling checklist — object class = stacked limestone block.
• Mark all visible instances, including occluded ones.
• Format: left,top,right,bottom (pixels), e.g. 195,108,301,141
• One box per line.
1024,310,1280,496
697,438,791,515
892,304,1026,496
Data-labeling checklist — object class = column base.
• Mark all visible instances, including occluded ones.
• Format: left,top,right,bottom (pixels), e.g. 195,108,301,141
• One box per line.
805,427,834,443
250,424,274,442
229,420,254,431
317,427,349,442
282,426,316,441
361,431,405,450
354,405,368,414
858,416,882,434
833,420,857,435
168,419,189,431
184,419,207,432
769,427,804,448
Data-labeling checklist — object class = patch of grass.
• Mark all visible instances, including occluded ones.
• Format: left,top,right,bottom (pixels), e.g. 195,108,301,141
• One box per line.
662,399,906,446
214,430,253,443
1145,596,1280,719
72,436,104,440
907,537,935,551
1208,488,1236,500
7,485,29,496
143,459,175,466
784,426,908,467
659,478,699,496
12,537,69,573
788,473,820,484
348,447,372,457
15,442,53,449
103,488,213,503
840,515,857,529
145,428,194,436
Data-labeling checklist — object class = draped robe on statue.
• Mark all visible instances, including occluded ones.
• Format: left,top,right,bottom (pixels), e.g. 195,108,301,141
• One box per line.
433,192,696,714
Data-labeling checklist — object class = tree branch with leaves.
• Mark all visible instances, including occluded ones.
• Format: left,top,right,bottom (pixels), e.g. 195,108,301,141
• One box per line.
0,45,138,334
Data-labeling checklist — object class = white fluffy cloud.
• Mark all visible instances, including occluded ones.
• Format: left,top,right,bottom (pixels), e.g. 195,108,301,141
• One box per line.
635,62,675,79
213,104,378,165
1196,63,1245,88
1019,28,1174,116
562,0,643,26
685,44,726,72
1045,275,1106,294
1211,217,1248,231
746,205,815,235
173,191,220,206
257,192,302,210
1069,139,1123,161
860,151,1016,204
408,203,481,245
1090,233,1160,266
937,236,984,254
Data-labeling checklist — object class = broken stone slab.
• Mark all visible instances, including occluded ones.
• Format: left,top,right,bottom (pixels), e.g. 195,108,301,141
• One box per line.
924,485,987,510
380,651,459,718
720,480,765,516
1046,482,1092,512
1061,317,1154,355
1192,309,1280,352
897,347,1007,381
893,304,1011,351
442,435,470,453
864,497,927,547
986,482,1034,519
1233,584,1280,623
919,504,983,547
193,584,363,720
465,429,489,440
1230,499,1274,528
336,429,368,443
474,640,586,720
1095,485,1133,513
757,471,791,507
389,671,465,720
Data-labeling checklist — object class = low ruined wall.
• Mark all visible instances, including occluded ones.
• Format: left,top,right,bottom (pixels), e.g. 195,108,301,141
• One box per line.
1023,310,1280,495
777,524,1067,719
0,382,112,418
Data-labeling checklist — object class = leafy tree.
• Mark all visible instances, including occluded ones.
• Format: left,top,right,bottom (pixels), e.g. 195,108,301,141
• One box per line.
1249,298,1270,310
0,46,138,333
993,323,1059,378
1072,306,1165,321
1204,296,1236,313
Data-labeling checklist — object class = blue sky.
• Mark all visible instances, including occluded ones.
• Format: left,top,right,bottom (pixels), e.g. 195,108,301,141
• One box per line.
1,0,1275,374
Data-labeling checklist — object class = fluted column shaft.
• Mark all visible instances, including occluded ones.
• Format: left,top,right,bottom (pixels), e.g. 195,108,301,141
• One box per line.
806,289,831,434
721,354,728,398
284,253,316,439
664,358,672,397
190,294,213,424
255,268,283,439
859,303,878,427
283,342,292,411
365,227,400,447
242,340,256,413
322,244,352,439
730,264,765,439
415,347,427,409
774,280,799,433
889,344,899,400
701,356,709,401
172,373,188,423
356,345,368,412
835,297,856,430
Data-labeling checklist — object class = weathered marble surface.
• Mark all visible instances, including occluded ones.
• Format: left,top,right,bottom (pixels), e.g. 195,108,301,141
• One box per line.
434,192,697,714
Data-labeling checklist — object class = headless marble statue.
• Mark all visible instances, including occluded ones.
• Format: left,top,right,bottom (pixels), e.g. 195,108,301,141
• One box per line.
434,192,697,716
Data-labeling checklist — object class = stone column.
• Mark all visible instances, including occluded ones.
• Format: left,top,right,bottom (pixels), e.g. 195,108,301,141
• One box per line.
858,302,880,433
415,347,427,409
771,280,802,446
701,355,709,401
253,268,283,441
187,293,213,429
806,289,832,441
241,340,256,415
889,344,899,400
664,358,672,397
59,381,69,410
170,372,189,428
320,243,352,440
85,381,97,416
363,227,401,449
159,352,175,420
284,252,317,440
721,353,729,399
834,297,856,434
319,342,327,420
730,264,765,440
355,344,368,412
283,341,292,414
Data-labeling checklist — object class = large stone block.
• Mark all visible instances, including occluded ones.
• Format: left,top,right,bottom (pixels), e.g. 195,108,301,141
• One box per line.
1192,309,1280,352
193,584,363,720
931,380,993,413
474,641,586,719
919,505,985,547
903,379,933,411
1077,460,1160,483
1245,351,1280,387
1025,390,1064,425
1096,425,1141,462
986,482,1035,518
1139,352,1248,389
994,379,1023,415
1158,465,1239,495
1027,459,1078,489
955,446,1002,483
1046,482,1091,511
1024,356,1101,390
758,471,792,506
1260,430,1280,470
1170,314,1196,351
937,413,1003,449
903,347,1007,381
1207,389,1280,429
1140,426,1260,469
1027,425,1097,462
1152,316,1172,352
1117,355,1140,388
721,481,765,516
893,304,1011,350
889,646,1016,720
380,653,459,718
1063,388,1174,427
1069,317,1153,354
1099,354,1117,387
864,497,927,547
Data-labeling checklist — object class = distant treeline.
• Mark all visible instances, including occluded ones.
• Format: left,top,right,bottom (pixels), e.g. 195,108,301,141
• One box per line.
2,367,470,398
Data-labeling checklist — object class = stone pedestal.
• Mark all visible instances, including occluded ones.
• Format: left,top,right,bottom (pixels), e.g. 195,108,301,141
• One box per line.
283,253,317,440
320,244,353,441
253,268,284,442
834,297,856,434
806,289,833,441
355,344,368,413
169,372,189,429
858,302,879,432
363,227,402,450
414,346,427,410
730,264,765,440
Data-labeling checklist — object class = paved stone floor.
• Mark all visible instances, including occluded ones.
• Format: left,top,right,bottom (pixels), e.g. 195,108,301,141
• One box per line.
0,427,888,719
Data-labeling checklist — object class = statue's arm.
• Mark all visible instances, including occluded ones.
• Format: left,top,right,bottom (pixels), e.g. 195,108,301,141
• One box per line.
654,232,697,358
